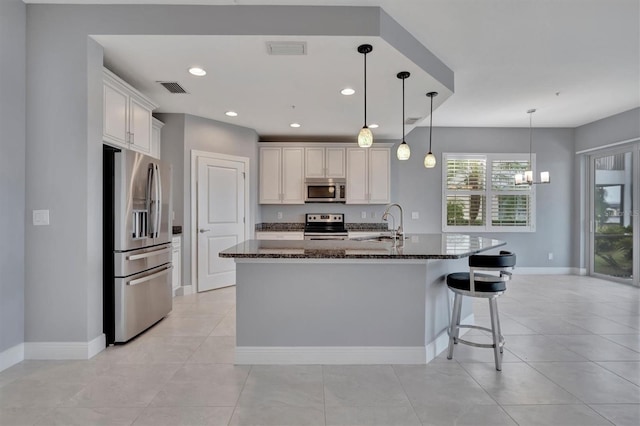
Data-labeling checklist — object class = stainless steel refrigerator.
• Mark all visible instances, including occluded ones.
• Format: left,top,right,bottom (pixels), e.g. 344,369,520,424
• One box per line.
103,146,173,344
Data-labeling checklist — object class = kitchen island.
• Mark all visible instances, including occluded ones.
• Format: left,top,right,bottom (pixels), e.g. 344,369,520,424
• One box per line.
220,234,506,365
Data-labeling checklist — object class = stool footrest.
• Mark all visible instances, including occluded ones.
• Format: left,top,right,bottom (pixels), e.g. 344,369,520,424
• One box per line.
455,337,504,349
448,325,504,349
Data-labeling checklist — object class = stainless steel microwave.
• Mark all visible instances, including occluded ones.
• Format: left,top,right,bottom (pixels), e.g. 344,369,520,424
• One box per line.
305,178,346,203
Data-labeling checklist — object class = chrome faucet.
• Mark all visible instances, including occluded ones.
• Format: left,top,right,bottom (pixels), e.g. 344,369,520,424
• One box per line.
382,203,404,239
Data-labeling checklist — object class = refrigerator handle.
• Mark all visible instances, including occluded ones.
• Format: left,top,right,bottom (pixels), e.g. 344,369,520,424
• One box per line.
146,164,154,237
127,265,172,286
155,163,162,239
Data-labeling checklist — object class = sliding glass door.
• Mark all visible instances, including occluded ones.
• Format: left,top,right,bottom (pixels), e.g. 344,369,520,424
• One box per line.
589,144,639,286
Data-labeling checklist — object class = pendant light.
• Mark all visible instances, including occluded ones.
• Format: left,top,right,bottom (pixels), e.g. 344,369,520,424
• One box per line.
424,91,438,168
396,71,411,160
514,109,550,185
357,44,373,148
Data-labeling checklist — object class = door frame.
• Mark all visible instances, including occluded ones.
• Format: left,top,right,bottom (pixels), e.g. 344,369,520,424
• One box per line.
586,142,640,287
190,150,251,293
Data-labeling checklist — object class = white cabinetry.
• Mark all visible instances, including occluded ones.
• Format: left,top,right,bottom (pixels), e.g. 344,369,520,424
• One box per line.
259,147,305,204
346,147,390,204
103,68,158,155
305,147,345,178
172,236,181,295
256,231,304,240
151,118,164,159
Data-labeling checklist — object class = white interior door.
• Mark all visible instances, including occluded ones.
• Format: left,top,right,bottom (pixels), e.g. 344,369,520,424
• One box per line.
197,156,246,292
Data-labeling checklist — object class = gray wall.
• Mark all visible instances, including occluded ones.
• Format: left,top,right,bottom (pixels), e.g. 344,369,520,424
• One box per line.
159,113,259,288
263,127,576,268
0,0,26,354
575,108,640,153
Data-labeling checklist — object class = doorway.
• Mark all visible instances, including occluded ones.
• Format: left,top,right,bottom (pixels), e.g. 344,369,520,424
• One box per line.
192,151,250,292
588,144,639,286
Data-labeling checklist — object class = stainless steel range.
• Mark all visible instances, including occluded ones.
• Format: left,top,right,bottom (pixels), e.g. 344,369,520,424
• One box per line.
304,213,348,240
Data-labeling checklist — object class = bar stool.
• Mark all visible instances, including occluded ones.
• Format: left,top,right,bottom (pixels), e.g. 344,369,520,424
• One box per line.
446,251,516,371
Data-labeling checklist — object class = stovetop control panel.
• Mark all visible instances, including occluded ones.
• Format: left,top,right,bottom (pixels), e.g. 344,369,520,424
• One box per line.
305,213,344,224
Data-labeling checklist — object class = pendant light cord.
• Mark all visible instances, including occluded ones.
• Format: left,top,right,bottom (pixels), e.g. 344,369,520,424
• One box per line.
429,94,433,152
402,77,405,140
526,108,537,170
363,52,367,126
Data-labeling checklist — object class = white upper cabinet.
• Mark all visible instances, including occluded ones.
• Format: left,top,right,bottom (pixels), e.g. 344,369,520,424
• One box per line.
103,68,158,154
346,147,390,204
150,118,164,159
305,147,345,179
260,147,305,204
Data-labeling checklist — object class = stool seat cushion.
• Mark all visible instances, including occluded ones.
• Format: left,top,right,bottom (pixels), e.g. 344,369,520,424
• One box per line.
447,272,507,293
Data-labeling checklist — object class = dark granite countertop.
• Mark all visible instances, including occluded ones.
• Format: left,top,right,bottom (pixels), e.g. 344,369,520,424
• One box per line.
220,234,506,260
255,223,305,232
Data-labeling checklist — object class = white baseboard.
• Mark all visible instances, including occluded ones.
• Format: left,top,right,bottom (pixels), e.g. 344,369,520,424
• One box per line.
175,285,193,296
236,314,474,365
573,268,588,276
0,343,25,373
25,334,106,360
515,267,577,275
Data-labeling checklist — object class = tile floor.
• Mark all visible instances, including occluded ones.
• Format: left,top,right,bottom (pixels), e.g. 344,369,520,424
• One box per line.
0,275,638,425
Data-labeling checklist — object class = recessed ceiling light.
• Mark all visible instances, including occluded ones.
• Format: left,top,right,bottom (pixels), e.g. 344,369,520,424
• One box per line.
290,123,301,128
369,123,379,129
225,111,238,117
188,67,207,77
341,88,355,96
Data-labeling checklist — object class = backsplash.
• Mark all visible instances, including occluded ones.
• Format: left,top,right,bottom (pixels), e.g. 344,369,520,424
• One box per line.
260,204,393,224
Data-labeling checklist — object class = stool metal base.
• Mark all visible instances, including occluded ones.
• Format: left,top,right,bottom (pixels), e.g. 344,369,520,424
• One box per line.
447,289,505,371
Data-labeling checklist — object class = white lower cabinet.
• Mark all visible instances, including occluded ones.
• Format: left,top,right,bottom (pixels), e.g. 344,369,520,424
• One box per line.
255,231,304,240
172,236,181,295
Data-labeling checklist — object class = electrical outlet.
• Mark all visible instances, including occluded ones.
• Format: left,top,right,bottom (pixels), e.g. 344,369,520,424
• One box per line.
361,211,367,219
277,211,283,219
33,209,50,226
412,211,419,219
548,252,554,261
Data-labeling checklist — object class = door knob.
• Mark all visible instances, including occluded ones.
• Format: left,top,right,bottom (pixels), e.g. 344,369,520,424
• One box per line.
199,228,211,233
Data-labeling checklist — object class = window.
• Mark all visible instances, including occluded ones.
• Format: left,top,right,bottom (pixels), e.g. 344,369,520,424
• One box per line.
443,153,535,232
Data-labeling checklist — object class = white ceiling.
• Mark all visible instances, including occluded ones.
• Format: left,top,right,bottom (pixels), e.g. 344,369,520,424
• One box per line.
28,0,640,139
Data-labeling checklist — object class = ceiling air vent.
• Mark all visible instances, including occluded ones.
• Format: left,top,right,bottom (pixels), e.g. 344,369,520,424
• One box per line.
266,41,307,56
158,81,188,94
405,117,422,125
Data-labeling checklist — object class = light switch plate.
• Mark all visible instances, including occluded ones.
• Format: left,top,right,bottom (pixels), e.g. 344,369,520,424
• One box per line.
277,211,283,219
33,209,50,226
361,211,367,219
412,212,419,219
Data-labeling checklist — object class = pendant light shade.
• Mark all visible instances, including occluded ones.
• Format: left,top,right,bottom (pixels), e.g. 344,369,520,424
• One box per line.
396,71,411,160
514,109,550,185
397,142,411,160
424,91,438,168
357,44,373,148
358,127,373,148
